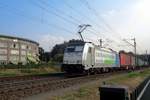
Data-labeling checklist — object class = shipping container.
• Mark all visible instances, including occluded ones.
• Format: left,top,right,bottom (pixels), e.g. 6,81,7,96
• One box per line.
128,52,135,68
137,58,145,66
131,56,135,66
119,51,132,69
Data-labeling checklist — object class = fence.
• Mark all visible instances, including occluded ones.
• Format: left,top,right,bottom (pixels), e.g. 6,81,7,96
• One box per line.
130,76,150,100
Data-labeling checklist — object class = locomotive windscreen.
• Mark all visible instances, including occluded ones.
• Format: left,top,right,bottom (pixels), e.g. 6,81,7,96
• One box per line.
65,46,84,53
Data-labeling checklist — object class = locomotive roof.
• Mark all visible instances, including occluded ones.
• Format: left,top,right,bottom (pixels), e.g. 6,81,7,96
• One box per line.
119,50,135,55
100,47,117,53
67,41,118,53
67,42,85,46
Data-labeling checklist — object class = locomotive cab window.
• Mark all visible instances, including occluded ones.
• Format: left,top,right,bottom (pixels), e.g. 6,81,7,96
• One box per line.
75,46,83,52
65,46,83,52
66,46,75,52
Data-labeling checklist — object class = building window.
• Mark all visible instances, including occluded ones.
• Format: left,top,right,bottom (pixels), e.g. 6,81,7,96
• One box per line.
10,56,19,61
0,61,7,65
27,45,29,49
0,56,7,60
0,42,7,48
13,44,16,48
10,50,19,55
21,51,26,55
0,49,7,54
21,44,26,49
11,43,18,48
21,56,26,62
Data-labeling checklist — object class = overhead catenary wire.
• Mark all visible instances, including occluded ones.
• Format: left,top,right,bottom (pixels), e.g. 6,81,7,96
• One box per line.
0,0,145,53
29,0,98,41
82,0,124,38
62,0,113,33
29,0,90,40
1,0,106,43
80,0,131,48
62,0,122,46
0,2,76,38
80,0,125,48
84,0,123,37
1,0,103,43
80,0,122,38
29,0,79,26
37,0,107,36
80,0,144,53
35,0,83,25
43,0,122,47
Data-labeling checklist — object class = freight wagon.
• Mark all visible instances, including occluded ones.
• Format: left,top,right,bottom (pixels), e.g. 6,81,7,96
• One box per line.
136,57,145,67
119,51,135,70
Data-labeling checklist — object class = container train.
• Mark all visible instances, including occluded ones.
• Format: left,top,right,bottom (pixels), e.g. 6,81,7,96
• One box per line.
61,42,148,74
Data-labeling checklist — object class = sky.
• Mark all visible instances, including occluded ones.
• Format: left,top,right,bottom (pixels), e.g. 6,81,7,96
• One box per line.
0,0,150,54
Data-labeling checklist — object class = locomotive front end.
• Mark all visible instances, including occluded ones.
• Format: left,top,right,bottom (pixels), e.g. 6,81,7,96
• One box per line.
62,43,85,73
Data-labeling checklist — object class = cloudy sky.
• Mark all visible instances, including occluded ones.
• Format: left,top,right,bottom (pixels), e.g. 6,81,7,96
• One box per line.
0,0,150,54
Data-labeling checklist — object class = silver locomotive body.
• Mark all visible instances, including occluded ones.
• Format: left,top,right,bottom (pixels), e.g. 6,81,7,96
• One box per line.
62,42,120,74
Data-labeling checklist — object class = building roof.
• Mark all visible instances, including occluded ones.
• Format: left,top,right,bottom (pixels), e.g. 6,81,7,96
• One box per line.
0,34,39,45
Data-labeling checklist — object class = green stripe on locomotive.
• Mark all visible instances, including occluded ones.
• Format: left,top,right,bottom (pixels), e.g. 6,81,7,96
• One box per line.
104,58,115,64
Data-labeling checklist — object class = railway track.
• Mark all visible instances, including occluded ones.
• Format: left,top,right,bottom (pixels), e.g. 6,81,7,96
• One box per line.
0,73,64,84
0,68,146,100
0,73,66,100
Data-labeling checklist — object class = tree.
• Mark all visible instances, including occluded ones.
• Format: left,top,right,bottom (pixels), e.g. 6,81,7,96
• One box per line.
50,39,83,62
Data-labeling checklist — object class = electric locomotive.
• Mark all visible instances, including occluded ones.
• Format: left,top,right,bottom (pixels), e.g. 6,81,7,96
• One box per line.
62,42,120,74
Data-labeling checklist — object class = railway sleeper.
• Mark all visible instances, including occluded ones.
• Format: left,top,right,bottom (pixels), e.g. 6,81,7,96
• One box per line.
31,88,41,95
0,94,7,100
15,90,25,97
2,91,16,100
43,86,50,91
41,85,49,92
24,88,33,97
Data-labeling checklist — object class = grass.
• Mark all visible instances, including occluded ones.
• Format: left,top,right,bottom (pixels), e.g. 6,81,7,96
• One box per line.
50,68,150,100
0,69,22,77
107,69,150,84
0,65,61,77
51,86,98,100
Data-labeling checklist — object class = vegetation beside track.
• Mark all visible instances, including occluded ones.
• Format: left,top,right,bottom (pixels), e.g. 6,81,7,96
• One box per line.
0,62,61,77
51,68,150,100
